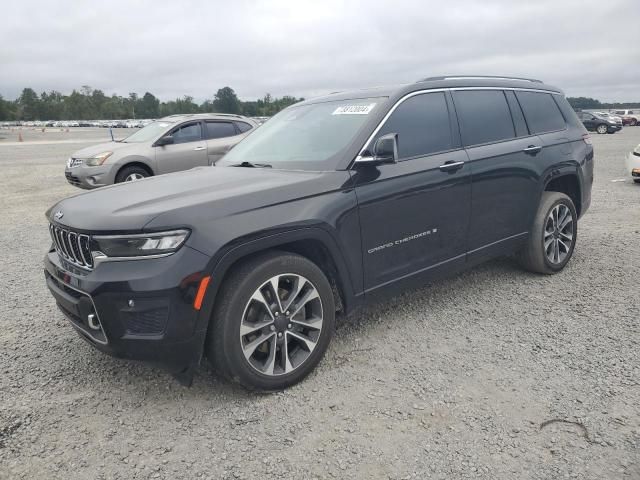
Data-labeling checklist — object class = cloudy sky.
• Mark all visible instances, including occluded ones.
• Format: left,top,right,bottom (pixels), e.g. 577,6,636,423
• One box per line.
2,0,639,102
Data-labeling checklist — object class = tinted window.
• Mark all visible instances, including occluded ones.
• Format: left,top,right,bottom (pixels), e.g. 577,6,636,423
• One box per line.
205,121,237,139
515,92,566,134
453,90,515,146
235,121,253,133
374,92,452,159
171,122,201,144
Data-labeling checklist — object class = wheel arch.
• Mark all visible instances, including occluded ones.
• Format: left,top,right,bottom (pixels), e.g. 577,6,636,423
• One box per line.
544,173,582,217
115,160,154,181
197,228,361,329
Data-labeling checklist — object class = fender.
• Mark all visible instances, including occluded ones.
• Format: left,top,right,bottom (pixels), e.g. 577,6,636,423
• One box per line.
195,225,363,331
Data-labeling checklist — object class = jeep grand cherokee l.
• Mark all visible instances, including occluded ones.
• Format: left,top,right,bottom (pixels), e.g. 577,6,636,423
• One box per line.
44,76,593,390
65,113,258,189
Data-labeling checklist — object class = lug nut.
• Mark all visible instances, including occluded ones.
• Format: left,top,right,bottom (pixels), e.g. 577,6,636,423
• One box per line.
287,324,292,329
275,311,280,316
128,299,135,308
285,311,290,315
270,325,276,332
277,332,283,338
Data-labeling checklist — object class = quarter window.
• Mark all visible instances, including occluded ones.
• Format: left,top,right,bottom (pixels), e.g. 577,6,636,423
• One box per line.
374,92,453,159
515,91,566,134
205,121,237,139
234,121,253,133
171,122,202,144
453,90,515,146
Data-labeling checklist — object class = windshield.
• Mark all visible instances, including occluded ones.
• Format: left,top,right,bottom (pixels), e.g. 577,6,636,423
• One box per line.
121,121,175,143
218,97,383,169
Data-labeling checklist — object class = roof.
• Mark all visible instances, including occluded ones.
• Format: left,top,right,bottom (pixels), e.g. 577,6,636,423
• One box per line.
159,113,252,122
298,75,563,107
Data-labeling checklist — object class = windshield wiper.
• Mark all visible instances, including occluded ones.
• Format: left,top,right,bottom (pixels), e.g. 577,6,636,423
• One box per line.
231,161,272,168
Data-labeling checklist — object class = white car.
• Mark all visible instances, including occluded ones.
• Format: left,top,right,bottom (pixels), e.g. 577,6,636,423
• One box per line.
626,144,640,184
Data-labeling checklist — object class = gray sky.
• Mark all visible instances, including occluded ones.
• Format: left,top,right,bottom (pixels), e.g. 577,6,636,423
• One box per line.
2,0,639,102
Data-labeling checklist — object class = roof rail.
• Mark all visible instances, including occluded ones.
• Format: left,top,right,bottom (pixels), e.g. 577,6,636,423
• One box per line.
420,75,543,84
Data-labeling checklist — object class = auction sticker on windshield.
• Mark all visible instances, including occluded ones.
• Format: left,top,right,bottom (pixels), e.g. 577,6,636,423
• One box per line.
332,103,376,115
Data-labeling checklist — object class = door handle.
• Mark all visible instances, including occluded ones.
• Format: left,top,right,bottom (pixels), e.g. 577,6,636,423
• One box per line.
439,160,465,173
523,145,542,155
193,146,206,151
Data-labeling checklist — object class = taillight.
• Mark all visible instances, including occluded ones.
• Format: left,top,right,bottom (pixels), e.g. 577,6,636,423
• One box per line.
582,134,592,145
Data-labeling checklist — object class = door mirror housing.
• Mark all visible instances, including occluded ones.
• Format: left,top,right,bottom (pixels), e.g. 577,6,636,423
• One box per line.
156,135,174,147
355,133,398,166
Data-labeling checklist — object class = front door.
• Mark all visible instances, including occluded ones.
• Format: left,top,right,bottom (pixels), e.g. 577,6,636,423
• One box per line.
353,91,471,294
155,121,208,174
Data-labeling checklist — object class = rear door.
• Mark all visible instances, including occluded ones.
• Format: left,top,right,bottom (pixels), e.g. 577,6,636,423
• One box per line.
155,121,207,174
451,89,541,261
204,121,245,164
353,91,471,294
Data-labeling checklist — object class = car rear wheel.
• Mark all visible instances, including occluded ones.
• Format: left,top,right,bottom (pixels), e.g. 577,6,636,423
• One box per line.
517,192,577,275
207,251,335,391
115,165,150,183
596,124,608,134
630,118,638,126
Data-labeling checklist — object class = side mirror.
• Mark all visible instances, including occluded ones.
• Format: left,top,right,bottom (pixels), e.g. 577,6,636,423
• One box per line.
355,133,398,166
156,135,174,147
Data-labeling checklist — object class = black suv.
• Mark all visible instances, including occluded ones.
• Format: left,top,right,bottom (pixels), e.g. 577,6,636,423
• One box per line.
44,76,593,390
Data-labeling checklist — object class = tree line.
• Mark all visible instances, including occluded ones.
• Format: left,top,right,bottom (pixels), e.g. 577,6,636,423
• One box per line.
566,97,640,110
0,86,304,121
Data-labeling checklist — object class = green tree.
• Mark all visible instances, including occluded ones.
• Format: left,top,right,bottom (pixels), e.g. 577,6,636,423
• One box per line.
17,88,40,120
136,92,160,118
212,87,241,114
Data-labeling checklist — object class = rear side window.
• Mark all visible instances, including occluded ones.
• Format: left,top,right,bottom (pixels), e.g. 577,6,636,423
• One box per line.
453,90,515,146
205,121,237,139
374,92,453,159
235,121,253,133
515,92,566,134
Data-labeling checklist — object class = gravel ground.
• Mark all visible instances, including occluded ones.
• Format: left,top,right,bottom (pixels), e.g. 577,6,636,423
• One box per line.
0,128,639,480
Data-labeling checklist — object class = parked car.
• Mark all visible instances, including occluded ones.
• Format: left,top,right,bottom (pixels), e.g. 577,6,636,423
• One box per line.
593,111,623,128
625,144,640,183
64,113,258,189
579,111,621,134
44,76,593,390
611,109,640,126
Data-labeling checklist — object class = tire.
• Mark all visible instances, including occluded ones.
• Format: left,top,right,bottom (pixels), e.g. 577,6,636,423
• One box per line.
115,165,150,183
630,118,638,126
517,192,577,275
634,179,640,184
596,124,608,134
206,251,335,391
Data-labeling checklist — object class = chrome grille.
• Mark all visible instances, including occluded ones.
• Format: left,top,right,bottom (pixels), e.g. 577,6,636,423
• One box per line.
49,224,93,269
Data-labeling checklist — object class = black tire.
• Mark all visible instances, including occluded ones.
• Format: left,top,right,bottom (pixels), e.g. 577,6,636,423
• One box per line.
630,118,637,126
517,192,577,275
595,124,608,134
633,179,640,184
206,251,335,391
115,165,150,183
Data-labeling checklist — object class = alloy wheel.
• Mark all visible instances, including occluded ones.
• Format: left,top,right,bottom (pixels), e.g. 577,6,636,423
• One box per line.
544,203,574,265
239,274,323,376
125,173,145,181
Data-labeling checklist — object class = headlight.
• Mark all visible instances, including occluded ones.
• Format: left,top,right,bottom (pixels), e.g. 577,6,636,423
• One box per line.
633,145,640,157
92,229,190,258
85,151,113,166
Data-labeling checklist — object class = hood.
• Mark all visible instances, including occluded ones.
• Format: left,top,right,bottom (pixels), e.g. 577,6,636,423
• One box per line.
71,141,135,158
47,166,350,233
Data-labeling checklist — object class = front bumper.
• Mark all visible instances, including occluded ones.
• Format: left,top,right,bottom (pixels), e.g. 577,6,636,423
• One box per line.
607,125,622,133
65,165,114,189
43,244,212,375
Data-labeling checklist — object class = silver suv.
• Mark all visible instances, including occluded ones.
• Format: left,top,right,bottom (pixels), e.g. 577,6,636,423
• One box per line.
64,113,258,189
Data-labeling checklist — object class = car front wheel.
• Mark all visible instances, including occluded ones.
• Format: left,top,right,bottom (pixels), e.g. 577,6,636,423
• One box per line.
207,251,335,391
517,192,577,274
596,124,608,134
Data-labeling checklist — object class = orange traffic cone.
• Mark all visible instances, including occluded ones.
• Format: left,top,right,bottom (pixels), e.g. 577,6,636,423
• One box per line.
18,132,23,142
